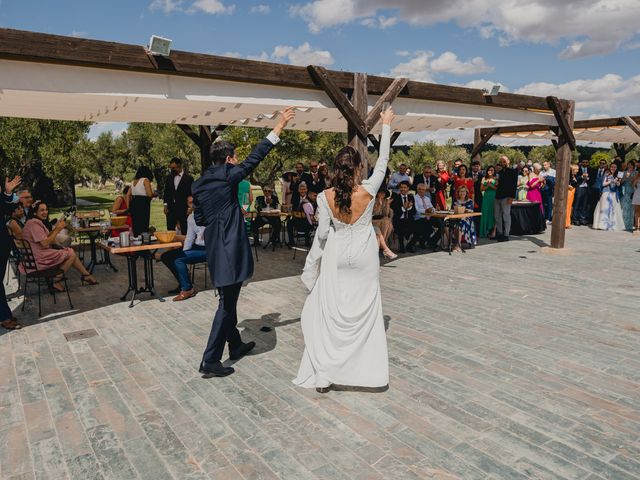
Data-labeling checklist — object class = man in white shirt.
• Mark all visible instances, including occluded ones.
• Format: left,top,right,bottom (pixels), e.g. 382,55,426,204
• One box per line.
412,183,437,248
388,164,412,193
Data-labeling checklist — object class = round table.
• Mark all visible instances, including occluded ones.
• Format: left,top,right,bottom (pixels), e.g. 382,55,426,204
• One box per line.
510,202,546,235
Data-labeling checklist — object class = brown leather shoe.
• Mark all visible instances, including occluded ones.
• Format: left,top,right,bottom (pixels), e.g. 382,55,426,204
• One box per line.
1,319,22,330
173,289,197,302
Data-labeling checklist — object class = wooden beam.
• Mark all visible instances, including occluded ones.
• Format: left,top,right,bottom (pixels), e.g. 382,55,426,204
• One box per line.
622,116,640,138
308,65,367,139
625,142,638,154
348,72,369,175
367,134,380,151
549,100,575,249
546,96,576,151
177,124,200,146
551,139,558,151
390,131,401,147
365,77,409,131
471,128,497,159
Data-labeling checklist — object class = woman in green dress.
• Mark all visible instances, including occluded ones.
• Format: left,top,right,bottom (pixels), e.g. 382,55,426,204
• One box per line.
480,165,498,238
621,160,637,231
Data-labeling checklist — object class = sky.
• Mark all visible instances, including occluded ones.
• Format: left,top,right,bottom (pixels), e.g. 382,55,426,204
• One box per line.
1,0,640,145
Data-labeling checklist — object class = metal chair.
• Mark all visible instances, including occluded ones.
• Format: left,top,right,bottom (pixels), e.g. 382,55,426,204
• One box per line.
189,261,208,289
290,212,315,259
11,236,73,317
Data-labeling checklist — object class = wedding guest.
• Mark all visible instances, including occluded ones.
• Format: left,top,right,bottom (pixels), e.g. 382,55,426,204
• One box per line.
566,164,579,228
172,199,207,302
1,176,22,330
527,164,544,213
435,160,451,210
632,173,640,232
23,201,98,291
592,167,624,231
307,160,326,193
494,155,518,241
573,159,592,225
453,164,474,205
452,185,476,252
290,162,312,207
413,165,438,200
287,182,314,247
6,203,25,240
540,161,556,222
449,159,463,199
18,189,34,222
110,185,132,236
388,164,412,193
318,164,330,188
412,183,436,249
589,159,607,223
517,166,529,201
252,186,282,247
372,188,396,259
479,166,497,238
471,160,484,231
281,172,294,206
129,165,154,236
621,160,637,231
163,157,193,234
238,178,253,214
391,181,416,253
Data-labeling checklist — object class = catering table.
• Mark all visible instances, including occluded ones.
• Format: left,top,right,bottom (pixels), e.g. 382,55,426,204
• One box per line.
98,240,182,307
510,201,546,236
246,210,289,248
430,211,482,254
74,224,129,273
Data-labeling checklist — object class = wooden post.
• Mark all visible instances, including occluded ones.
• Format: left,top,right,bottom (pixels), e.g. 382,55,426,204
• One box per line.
473,129,482,162
548,99,575,249
471,128,497,160
178,124,226,172
349,72,369,174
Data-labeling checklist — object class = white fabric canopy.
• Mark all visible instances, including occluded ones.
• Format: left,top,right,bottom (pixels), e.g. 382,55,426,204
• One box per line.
497,125,640,144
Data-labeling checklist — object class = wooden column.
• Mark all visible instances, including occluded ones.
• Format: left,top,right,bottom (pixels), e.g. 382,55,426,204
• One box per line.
471,128,497,161
177,124,226,172
547,97,575,249
349,72,369,174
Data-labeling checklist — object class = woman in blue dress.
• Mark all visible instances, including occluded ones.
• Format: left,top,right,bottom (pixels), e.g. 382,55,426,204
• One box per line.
620,160,637,231
592,167,624,231
452,185,476,252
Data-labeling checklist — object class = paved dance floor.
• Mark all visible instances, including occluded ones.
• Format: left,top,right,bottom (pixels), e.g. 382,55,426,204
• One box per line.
1,227,639,479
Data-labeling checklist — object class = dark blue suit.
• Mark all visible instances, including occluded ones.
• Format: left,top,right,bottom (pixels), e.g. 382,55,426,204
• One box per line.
1,190,16,322
192,136,276,366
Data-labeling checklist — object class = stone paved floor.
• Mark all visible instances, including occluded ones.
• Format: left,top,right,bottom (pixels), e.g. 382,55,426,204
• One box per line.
1,227,639,480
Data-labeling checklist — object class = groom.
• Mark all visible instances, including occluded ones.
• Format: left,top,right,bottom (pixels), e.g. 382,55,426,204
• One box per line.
193,107,295,377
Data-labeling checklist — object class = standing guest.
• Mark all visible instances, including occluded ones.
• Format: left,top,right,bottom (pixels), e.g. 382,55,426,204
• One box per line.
517,166,529,201
237,178,253,213
573,159,592,225
592,168,624,231
479,166,498,238
566,164,579,228
307,161,326,193
609,163,621,200
23,201,98,291
540,161,556,222
621,160,637,231
589,159,607,223
452,185,476,252
388,164,412,193
453,164,474,205
413,165,438,201
110,185,132,236
412,183,436,249
290,162,312,207
527,164,544,213
281,172,294,207
163,158,194,235
449,159,463,200
1,176,22,330
129,166,154,236
435,160,450,210
632,173,640,232
192,107,295,377
287,182,314,247
6,203,25,240
318,164,330,188
471,160,484,214
18,189,34,222
391,181,416,253
372,188,396,259
494,155,518,241
252,186,282,247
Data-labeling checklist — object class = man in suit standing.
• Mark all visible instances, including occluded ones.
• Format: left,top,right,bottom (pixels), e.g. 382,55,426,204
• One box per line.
574,158,591,225
163,158,194,235
589,159,607,224
192,107,295,377
290,162,313,207
391,181,417,253
1,176,22,330
413,165,438,202
307,161,326,193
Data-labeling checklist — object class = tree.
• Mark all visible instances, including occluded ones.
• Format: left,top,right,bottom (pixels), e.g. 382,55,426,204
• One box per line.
390,138,468,173
590,151,611,167
528,145,556,165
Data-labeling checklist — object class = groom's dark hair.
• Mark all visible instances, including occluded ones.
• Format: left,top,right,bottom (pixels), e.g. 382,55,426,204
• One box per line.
209,140,236,166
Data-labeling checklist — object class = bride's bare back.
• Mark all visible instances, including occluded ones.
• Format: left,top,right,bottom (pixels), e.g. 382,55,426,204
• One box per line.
324,186,373,225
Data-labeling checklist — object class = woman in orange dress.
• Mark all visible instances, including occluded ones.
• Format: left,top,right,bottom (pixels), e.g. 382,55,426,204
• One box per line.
566,164,578,228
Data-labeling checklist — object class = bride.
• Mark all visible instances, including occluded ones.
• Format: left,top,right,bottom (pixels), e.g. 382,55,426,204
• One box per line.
293,108,394,393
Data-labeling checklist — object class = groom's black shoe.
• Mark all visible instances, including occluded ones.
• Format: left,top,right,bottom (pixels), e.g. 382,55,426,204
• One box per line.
199,361,234,377
229,341,256,361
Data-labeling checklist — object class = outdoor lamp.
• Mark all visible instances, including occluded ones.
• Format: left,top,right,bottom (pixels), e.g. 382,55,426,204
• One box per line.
148,35,172,56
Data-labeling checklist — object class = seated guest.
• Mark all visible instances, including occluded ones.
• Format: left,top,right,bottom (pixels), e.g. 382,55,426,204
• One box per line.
18,190,34,222
252,185,282,247
6,203,25,239
372,188,395,257
287,182,314,247
412,183,437,249
391,181,416,253
413,165,438,200
452,185,476,252
388,164,412,193
22,201,98,291
110,185,132,236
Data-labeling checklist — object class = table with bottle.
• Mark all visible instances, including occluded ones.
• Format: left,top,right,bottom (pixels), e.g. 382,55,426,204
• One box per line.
70,212,129,273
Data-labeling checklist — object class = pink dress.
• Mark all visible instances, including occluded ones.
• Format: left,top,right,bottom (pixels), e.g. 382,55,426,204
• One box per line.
526,177,544,213
22,219,74,272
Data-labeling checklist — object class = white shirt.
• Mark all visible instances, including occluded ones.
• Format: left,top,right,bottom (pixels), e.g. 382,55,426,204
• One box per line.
183,213,206,251
540,168,556,179
414,194,434,220
173,171,183,190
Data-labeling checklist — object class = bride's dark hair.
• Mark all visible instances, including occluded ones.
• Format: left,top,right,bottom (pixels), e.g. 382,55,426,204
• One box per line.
332,145,362,214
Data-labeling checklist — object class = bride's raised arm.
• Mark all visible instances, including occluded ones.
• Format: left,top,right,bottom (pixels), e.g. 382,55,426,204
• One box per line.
363,109,394,196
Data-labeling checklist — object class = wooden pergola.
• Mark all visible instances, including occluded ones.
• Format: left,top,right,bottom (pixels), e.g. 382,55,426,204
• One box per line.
0,27,575,247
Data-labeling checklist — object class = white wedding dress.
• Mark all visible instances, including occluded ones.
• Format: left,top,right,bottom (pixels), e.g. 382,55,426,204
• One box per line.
293,125,391,389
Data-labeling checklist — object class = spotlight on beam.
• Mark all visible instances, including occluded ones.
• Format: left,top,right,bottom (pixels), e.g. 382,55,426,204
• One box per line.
483,85,501,96
148,35,172,56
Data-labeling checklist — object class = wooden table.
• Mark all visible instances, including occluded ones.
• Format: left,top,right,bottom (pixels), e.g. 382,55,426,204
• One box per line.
98,240,182,307
429,211,482,254
245,210,289,250
73,224,129,273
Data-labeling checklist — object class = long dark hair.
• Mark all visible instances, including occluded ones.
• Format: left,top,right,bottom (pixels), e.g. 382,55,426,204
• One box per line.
134,165,154,181
332,145,361,214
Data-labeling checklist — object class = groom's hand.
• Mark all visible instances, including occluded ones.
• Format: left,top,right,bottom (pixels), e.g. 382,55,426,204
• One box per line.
273,107,296,137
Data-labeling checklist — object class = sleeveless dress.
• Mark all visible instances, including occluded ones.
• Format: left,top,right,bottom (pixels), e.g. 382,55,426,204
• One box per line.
526,177,543,213
593,176,624,231
435,172,450,210
129,178,151,236
516,175,528,201
479,178,497,237
293,125,391,389
621,171,637,230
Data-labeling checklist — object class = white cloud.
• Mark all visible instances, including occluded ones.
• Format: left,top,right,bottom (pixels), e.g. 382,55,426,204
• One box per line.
290,0,640,58
70,31,87,38
149,0,183,13
88,122,128,140
385,50,493,82
224,43,334,66
250,4,270,14
361,15,397,29
188,0,235,14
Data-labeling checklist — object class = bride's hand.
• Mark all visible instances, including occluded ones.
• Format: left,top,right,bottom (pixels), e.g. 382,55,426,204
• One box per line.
380,107,394,126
